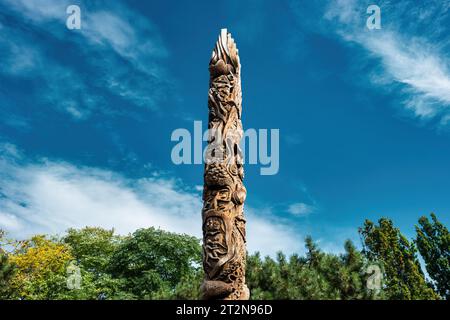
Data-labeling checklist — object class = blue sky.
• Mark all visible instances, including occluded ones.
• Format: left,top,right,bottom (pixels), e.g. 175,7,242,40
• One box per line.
0,0,449,256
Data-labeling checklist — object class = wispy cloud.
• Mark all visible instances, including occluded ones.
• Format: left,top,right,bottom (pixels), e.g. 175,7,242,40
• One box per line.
0,0,171,120
0,29,103,120
322,0,450,124
287,202,315,217
1,0,168,60
0,144,302,257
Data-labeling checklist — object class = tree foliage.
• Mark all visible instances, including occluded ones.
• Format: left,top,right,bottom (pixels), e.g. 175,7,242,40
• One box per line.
108,227,202,299
0,230,16,298
63,227,122,275
0,214,447,300
415,213,450,299
360,218,439,300
7,235,74,299
247,238,377,300
62,227,132,300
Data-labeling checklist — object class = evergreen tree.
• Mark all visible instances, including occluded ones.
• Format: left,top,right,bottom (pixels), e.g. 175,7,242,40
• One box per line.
360,218,439,300
415,213,450,299
247,237,376,300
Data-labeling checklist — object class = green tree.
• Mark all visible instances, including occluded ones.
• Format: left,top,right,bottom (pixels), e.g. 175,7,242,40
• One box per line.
415,213,450,299
63,227,122,274
0,230,16,298
109,227,201,299
360,218,439,300
340,240,368,299
304,237,376,299
62,227,133,300
164,267,203,299
247,237,375,300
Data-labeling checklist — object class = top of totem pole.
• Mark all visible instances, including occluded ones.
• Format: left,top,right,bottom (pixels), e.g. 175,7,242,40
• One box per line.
210,28,240,77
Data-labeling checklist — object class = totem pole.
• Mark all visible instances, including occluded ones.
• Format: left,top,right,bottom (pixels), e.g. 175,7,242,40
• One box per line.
201,29,249,300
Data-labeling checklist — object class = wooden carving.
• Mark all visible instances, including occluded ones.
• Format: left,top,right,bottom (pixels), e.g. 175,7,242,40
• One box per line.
201,29,249,300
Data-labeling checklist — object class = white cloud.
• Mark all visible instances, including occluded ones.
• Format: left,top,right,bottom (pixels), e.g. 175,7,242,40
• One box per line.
2,0,167,61
4,0,67,20
287,202,315,217
246,211,304,256
354,33,450,118
323,0,359,25
0,143,21,159
323,0,450,124
0,146,301,257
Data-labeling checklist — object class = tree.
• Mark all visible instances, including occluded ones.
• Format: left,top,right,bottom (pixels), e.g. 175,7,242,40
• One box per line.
164,267,203,300
360,218,439,300
0,230,16,298
246,237,375,300
0,253,15,298
340,240,367,299
109,227,202,299
415,213,450,299
304,237,376,299
63,227,122,274
8,235,74,299
62,227,133,300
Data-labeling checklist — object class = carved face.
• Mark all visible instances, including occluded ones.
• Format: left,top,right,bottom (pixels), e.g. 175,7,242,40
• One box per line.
203,214,236,279
204,216,227,260
203,186,233,212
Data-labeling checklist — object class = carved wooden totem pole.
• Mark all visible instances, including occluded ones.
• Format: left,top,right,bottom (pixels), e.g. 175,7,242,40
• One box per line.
201,29,249,300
